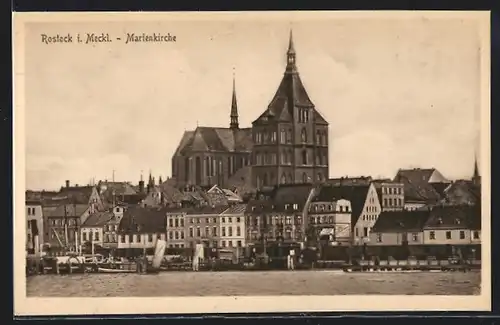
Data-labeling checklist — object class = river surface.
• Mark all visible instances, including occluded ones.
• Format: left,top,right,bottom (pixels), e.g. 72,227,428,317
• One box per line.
26,270,481,296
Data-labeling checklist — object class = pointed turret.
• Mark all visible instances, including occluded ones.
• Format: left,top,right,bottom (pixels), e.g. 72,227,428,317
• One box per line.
286,29,297,73
230,69,239,129
472,155,481,186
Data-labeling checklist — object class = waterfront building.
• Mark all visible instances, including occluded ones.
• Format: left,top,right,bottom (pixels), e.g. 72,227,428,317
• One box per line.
80,210,114,248
245,184,312,246
102,205,126,249
369,210,429,246
166,210,186,248
251,31,329,188
219,204,246,248
422,205,480,246
116,206,167,250
307,192,352,245
185,206,228,248
26,199,44,251
42,202,95,248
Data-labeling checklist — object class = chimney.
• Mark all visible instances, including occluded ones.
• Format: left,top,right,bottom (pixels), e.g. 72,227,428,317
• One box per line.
65,180,70,188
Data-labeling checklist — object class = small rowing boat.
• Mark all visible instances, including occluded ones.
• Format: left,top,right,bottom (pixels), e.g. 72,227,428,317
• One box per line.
97,267,136,274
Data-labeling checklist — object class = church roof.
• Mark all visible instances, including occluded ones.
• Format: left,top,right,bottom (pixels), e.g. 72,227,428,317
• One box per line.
175,127,252,155
252,31,328,126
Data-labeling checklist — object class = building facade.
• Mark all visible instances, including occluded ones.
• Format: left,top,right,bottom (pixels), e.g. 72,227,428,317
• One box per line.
307,198,352,244
185,206,227,248
373,181,405,212
42,203,93,248
219,204,246,248
26,200,44,251
251,31,329,188
166,211,187,248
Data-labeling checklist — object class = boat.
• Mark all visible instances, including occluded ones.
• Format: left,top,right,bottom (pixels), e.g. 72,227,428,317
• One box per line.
98,267,136,274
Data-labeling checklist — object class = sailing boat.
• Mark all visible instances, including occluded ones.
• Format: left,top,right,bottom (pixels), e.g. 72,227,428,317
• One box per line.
148,238,167,273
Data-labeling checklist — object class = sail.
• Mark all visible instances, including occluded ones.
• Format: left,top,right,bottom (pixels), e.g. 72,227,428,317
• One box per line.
151,239,167,269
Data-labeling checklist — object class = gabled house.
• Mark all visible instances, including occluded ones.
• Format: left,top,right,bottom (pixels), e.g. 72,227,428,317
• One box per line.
42,202,95,248
371,180,405,212
219,203,246,249
393,168,449,210
316,183,381,245
207,185,242,205
246,184,313,246
26,199,44,251
80,210,115,248
441,180,481,206
369,210,430,246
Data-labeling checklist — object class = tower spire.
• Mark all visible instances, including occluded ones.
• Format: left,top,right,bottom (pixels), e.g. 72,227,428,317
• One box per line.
230,68,239,129
286,29,297,73
473,154,480,178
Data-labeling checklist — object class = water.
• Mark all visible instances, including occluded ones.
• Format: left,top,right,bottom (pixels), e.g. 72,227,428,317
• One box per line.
26,270,481,297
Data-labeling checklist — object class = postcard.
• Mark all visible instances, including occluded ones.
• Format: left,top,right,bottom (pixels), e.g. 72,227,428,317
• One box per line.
13,11,491,316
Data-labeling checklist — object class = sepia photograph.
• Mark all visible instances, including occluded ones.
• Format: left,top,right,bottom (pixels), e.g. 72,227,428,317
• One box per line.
13,11,490,315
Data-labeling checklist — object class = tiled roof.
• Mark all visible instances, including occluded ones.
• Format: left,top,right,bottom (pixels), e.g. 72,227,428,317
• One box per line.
176,127,252,155
313,185,371,226
423,205,479,230
119,206,167,234
327,176,372,187
441,180,481,206
272,184,314,205
185,205,229,215
221,203,247,215
372,210,430,233
48,186,95,205
245,199,304,214
226,166,255,197
42,203,89,217
394,169,442,203
82,211,114,227
159,182,184,204
252,71,328,126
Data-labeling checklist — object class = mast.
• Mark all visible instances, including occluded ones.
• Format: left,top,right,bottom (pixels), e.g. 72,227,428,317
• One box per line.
64,203,69,249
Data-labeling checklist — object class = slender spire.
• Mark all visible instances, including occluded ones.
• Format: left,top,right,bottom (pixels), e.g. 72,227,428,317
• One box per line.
286,29,297,73
473,155,480,178
230,68,239,129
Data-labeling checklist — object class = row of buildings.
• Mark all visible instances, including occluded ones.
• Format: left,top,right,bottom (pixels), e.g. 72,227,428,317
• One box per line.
26,165,482,253
26,31,482,256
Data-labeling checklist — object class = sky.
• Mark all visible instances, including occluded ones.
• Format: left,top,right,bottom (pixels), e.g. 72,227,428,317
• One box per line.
23,14,485,191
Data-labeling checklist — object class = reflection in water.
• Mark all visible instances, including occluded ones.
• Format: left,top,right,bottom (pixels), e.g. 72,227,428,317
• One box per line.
26,270,481,297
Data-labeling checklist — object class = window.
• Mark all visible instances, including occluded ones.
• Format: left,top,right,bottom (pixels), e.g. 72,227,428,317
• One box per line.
83,233,87,241
363,227,368,237
206,226,210,236
302,150,307,165
412,233,418,241
280,129,286,143
376,233,382,242
236,226,241,236
174,231,179,240
355,228,359,237
180,218,184,227
169,231,174,240
189,227,193,237
222,241,226,247
120,235,125,243
301,128,307,142
446,231,452,240
128,234,133,243
228,241,233,247
196,218,200,224
174,219,179,227
196,227,201,237
212,218,216,223
237,240,242,247
137,235,141,243
473,231,480,239
228,227,233,236
228,217,233,223
236,217,241,223
148,234,153,242
429,231,435,240
95,232,100,241
293,203,299,210
190,218,194,224
181,232,185,239
206,218,210,224
213,227,217,236
222,227,226,237
169,219,173,227
222,217,226,223
459,231,465,239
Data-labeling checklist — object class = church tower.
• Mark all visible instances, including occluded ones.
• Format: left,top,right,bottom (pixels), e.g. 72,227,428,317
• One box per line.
251,30,329,188
230,71,239,129
472,155,481,186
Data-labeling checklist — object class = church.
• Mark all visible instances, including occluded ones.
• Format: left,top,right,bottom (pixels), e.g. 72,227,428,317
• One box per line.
171,30,329,190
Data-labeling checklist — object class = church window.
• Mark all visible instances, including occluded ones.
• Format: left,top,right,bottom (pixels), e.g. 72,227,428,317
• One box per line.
205,157,210,177
281,173,287,184
271,153,277,165
288,173,293,183
288,150,293,164
281,151,286,164
227,157,232,177
316,154,320,165
302,173,309,183
302,150,307,165
280,129,286,143
271,131,277,143
301,128,307,143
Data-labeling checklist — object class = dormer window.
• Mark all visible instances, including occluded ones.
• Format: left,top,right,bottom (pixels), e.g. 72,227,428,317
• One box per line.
455,218,461,225
438,217,443,224
293,203,298,210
